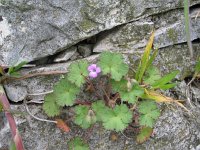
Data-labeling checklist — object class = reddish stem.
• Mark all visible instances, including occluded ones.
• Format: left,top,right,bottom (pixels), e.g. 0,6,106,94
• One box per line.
0,85,24,150
75,100,92,106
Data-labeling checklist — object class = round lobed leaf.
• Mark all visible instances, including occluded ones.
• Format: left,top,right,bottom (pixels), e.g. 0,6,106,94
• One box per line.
68,137,89,150
68,60,89,87
92,101,109,121
43,93,60,117
112,79,144,104
101,104,132,132
74,105,96,129
136,127,153,144
138,101,160,127
98,51,128,81
54,77,80,106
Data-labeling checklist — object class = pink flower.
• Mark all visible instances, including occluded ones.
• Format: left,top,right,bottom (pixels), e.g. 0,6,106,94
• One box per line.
88,64,101,78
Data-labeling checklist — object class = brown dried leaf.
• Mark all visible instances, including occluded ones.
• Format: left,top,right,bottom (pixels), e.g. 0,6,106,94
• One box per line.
56,119,70,132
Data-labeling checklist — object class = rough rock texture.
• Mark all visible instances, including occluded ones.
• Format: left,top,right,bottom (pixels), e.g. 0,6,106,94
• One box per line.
4,43,200,103
1,0,200,150
0,0,200,65
4,54,99,102
0,82,200,150
53,46,77,62
93,8,200,52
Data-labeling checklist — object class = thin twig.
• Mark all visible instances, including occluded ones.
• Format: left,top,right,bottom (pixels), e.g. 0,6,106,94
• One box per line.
121,132,132,140
24,99,57,124
187,76,196,86
26,100,44,104
101,85,110,101
27,90,53,96
1,70,67,83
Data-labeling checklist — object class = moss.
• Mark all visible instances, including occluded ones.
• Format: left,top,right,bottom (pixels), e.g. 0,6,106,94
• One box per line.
84,0,97,8
177,0,185,7
167,28,178,43
79,19,97,32
16,4,35,12
0,0,9,5
118,44,129,49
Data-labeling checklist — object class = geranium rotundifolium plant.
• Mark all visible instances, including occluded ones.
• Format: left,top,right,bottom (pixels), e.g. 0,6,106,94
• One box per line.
54,77,80,106
68,137,89,150
43,32,183,147
111,79,144,104
67,60,89,87
74,105,96,129
98,51,129,81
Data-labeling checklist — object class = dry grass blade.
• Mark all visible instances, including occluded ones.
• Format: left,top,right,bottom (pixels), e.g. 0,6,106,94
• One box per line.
143,90,190,113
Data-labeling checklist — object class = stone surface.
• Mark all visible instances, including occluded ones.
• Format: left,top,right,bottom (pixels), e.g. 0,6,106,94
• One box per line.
0,84,200,150
1,0,200,66
53,46,77,62
78,44,93,57
93,8,200,53
3,54,99,102
1,0,200,149
4,42,200,103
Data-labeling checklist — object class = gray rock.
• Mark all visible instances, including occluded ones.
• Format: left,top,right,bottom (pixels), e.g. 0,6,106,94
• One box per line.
4,84,27,102
4,54,99,102
54,46,77,62
78,44,93,57
191,87,200,100
154,43,200,79
93,8,200,53
4,41,200,103
70,51,82,60
1,0,200,149
0,92,200,149
93,21,154,52
1,0,200,66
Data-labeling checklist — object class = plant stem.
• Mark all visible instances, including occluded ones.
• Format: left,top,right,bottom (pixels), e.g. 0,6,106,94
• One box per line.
0,85,25,150
75,100,92,106
24,99,57,124
0,70,67,83
184,0,194,58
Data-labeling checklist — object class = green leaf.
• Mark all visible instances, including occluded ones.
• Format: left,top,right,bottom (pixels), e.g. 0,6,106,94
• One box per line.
54,77,80,106
13,61,27,72
68,60,89,87
8,67,14,75
0,66,4,75
136,127,153,144
138,101,160,127
0,101,3,112
8,61,27,74
135,32,155,83
92,101,108,121
152,70,179,89
9,140,17,150
68,137,89,150
146,48,158,69
195,57,200,73
98,51,128,81
101,104,132,131
9,72,21,77
143,66,161,85
112,79,144,104
43,93,60,117
74,105,96,129
157,83,177,90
